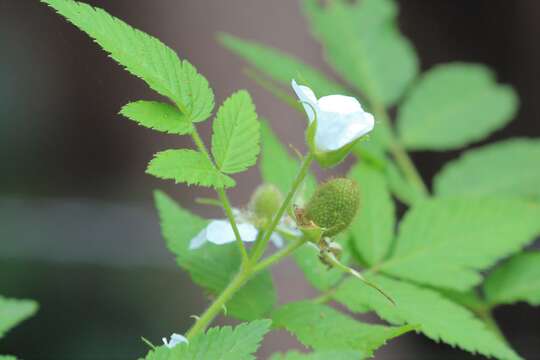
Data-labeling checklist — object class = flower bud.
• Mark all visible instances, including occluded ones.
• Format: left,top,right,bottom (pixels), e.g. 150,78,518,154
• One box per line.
304,178,359,237
249,184,283,223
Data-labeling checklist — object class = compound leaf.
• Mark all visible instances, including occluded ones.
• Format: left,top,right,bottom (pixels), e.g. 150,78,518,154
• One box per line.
303,0,418,106
154,191,276,321
397,63,518,151
334,275,521,360
42,0,214,122
212,91,260,174
484,252,540,307
271,301,413,357
145,320,271,360
147,149,235,189
378,197,540,291
434,139,540,199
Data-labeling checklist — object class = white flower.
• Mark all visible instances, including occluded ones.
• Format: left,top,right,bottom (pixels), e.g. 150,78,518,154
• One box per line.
291,79,375,152
162,333,188,348
189,209,299,250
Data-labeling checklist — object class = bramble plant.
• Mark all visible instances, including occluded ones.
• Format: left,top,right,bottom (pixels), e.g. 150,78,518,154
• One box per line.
0,297,38,359
40,0,540,359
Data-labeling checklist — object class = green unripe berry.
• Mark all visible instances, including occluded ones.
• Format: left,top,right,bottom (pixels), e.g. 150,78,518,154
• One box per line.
249,184,283,222
304,178,359,237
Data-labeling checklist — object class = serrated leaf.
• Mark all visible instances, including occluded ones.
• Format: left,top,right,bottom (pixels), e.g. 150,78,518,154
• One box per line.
211,90,260,174
145,320,271,360
334,275,521,360
484,252,540,307
42,0,214,122
219,33,347,97
349,163,395,266
147,149,235,189
154,191,276,320
397,63,518,151
377,198,540,291
270,350,362,360
120,101,192,135
303,0,418,106
0,297,38,339
272,301,413,357
435,139,540,199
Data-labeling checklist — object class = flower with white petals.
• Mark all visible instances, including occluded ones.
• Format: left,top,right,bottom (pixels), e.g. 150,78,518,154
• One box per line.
291,79,375,153
189,209,299,250
162,333,188,348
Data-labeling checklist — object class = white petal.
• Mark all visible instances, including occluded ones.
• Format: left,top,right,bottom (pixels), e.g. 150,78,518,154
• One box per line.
318,95,362,114
270,232,284,248
206,220,258,245
291,79,318,123
315,109,375,152
206,220,238,245
237,224,259,243
163,333,188,348
189,227,208,250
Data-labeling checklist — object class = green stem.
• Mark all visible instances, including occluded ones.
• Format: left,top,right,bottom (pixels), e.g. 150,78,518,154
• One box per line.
372,105,429,197
250,151,315,264
252,237,306,274
191,128,249,264
185,269,250,340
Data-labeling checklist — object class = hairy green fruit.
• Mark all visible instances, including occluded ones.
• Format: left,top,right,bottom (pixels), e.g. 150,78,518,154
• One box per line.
304,178,360,237
249,184,283,222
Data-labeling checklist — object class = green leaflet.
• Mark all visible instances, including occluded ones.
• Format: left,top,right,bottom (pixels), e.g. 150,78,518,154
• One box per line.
0,356,17,360
484,252,540,307
0,297,38,339
348,163,395,266
435,138,540,199
120,101,192,135
377,197,540,291
154,191,276,321
145,320,271,360
271,301,414,357
219,33,347,97
397,63,518,151
303,0,418,107
269,351,362,360
211,90,260,174
42,0,214,122
334,275,521,360
147,149,235,189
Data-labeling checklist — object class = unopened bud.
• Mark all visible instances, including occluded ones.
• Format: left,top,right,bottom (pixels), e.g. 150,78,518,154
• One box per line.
249,184,283,224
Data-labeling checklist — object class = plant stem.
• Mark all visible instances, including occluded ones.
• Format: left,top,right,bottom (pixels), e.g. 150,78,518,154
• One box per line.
190,127,249,264
252,237,306,274
372,105,429,197
250,151,315,264
185,269,250,340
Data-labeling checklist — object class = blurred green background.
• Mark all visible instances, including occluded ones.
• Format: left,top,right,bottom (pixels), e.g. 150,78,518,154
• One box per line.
1,0,539,359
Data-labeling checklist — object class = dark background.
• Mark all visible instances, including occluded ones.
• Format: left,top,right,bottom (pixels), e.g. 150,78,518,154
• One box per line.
1,0,539,359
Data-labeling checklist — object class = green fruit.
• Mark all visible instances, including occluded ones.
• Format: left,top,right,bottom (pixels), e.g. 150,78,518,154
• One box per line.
304,178,360,237
249,184,283,221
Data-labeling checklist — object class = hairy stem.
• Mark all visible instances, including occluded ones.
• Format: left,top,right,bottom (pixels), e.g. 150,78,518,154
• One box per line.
250,151,315,264
185,269,250,340
190,127,249,263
